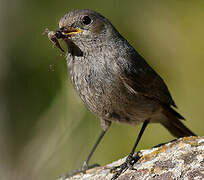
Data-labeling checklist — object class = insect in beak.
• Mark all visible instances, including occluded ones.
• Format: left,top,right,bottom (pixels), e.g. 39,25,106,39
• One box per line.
45,28,65,53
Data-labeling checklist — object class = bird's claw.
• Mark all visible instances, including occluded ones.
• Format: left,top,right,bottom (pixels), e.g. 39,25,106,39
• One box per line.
58,162,100,180
110,151,141,180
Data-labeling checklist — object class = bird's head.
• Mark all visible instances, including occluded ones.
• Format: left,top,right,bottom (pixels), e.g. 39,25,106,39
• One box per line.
57,9,117,51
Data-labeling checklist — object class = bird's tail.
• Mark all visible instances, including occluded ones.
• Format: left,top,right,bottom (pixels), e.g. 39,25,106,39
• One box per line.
161,106,196,138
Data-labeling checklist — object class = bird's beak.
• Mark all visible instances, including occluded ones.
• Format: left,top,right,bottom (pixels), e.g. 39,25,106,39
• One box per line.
60,27,82,36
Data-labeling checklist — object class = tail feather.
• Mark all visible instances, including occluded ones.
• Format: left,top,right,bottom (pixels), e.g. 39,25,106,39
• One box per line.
166,105,185,120
162,106,196,138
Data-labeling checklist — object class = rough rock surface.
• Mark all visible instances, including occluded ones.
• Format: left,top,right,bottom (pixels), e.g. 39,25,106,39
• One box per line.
61,136,204,180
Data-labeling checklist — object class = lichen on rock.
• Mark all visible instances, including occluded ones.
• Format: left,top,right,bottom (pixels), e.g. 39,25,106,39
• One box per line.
61,136,204,180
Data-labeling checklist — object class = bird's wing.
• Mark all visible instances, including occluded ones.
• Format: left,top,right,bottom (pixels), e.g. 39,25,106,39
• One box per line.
115,51,176,107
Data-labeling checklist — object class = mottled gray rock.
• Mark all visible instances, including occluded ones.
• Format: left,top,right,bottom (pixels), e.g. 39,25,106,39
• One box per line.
61,136,204,180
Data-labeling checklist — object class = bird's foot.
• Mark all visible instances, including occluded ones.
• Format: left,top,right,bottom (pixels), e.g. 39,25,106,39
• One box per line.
110,151,141,180
58,162,100,180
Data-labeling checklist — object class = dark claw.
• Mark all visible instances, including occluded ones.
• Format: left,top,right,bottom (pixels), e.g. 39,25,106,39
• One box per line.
58,163,100,180
110,151,141,180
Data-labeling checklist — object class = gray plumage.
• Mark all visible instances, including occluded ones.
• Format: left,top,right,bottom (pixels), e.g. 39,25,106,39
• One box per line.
59,9,195,137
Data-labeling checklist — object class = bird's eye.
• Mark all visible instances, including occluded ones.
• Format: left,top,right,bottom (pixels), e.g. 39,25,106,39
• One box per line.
82,16,92,25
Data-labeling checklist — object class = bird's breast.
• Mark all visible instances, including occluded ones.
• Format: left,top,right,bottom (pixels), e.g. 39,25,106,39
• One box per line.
66,51,160,125
66,53,119,116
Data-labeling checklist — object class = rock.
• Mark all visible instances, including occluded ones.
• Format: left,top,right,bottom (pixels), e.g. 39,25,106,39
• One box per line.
61,136,204,180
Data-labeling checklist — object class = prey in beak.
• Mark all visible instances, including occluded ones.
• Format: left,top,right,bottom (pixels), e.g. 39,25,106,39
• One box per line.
45,27,82,53
47,29,65,53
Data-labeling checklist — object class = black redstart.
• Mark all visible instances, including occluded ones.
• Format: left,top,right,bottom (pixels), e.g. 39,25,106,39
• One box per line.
47,9,196,180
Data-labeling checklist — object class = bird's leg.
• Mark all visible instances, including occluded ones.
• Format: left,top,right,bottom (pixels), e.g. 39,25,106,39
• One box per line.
81,129,107,170
81,120,111,170
111,119,149,180
59,120,111,180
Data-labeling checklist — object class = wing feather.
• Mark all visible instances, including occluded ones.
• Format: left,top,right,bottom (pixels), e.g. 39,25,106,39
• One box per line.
115,51,176,107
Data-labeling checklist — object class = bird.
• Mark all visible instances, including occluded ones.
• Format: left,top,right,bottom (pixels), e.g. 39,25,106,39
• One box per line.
49,9,196,179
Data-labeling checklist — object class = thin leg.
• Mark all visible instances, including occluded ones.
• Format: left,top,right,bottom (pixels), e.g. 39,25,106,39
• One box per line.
60,125,110,180
82,119,111,169
82,129,107,169
129,119,149,157
111,119,150,180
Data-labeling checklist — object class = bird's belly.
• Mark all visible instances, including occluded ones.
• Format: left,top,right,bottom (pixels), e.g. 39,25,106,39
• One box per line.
67,58,160,125
72,76,159,125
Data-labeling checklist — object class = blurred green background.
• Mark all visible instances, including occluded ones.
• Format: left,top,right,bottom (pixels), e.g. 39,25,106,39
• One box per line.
1,0,204,179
